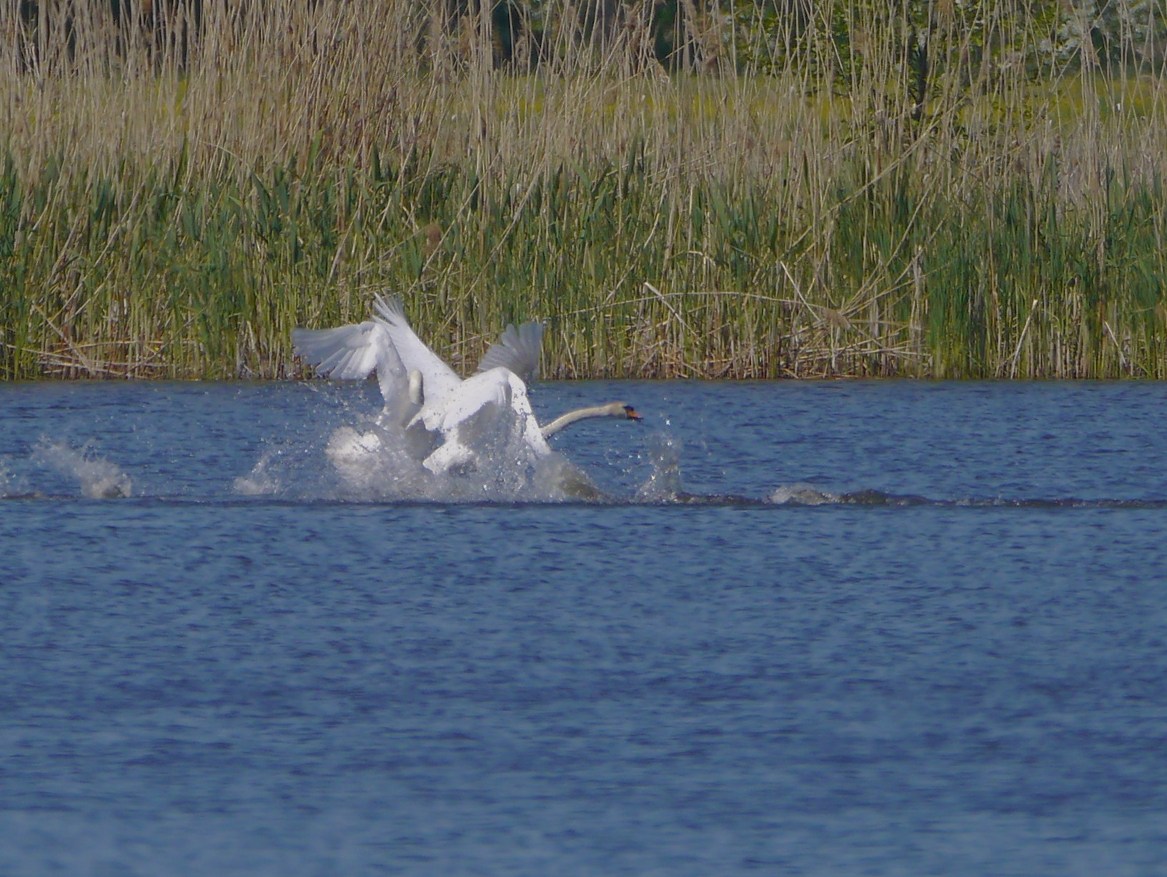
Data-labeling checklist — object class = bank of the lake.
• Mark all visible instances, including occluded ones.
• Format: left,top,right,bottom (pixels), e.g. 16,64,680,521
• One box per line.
3,3,1166,381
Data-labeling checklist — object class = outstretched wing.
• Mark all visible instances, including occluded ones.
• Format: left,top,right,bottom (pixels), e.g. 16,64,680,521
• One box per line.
476,320,544,384
293,319,413,416
371,295,462,404
292,321,399,381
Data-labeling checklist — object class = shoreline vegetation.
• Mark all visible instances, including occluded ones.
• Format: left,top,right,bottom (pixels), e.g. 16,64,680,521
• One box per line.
2,1,1166,381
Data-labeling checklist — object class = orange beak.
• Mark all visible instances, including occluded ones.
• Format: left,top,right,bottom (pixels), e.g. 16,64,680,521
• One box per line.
623,406,643,421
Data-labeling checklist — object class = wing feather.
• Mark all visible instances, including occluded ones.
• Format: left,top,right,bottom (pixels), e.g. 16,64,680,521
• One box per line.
371,295,462,403
293,320,418,419
292,322,394,381
476,320,544,384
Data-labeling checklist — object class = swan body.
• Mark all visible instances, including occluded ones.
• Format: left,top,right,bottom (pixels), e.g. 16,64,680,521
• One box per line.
293,295,641,478
415,367,547,474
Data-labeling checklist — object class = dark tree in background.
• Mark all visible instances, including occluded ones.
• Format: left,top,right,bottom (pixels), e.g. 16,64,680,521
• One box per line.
7,1,1166,78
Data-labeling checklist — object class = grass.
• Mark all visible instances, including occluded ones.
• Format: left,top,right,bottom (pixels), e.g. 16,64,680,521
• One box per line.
2,1,1166,380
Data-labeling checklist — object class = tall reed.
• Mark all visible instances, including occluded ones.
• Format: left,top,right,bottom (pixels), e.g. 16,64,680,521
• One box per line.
2,1,1166,379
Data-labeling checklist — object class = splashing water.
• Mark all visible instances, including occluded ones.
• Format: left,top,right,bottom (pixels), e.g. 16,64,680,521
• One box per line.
0,457,25,498
635,432,684,502
235,409,618,503
321,424,437,500
32,439,132,499
233,447,286,497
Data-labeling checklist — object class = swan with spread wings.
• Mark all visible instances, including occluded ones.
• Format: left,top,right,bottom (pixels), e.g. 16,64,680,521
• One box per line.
292,295,641,477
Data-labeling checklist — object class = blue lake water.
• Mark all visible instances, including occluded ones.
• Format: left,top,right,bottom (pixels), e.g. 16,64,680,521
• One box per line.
1,379,1166,875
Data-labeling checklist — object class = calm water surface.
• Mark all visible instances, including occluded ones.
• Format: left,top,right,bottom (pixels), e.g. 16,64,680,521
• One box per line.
1,380,1166,876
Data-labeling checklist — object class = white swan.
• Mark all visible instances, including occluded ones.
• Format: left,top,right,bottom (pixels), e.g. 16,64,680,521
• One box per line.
292,295,641,476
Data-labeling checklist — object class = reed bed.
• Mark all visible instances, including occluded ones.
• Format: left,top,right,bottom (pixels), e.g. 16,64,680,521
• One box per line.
2,1,1166,380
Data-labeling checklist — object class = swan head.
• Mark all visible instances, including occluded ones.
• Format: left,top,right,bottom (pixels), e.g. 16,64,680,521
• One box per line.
619,404,642,421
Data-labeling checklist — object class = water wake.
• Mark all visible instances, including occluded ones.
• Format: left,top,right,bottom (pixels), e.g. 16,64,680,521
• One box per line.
6,428,1156,509
765,485,1167,510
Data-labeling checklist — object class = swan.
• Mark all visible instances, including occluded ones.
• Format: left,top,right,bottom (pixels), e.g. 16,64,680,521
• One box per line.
292,295,642,476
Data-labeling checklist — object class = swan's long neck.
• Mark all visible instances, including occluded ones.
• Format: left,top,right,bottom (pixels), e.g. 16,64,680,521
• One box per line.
540,402,629,438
